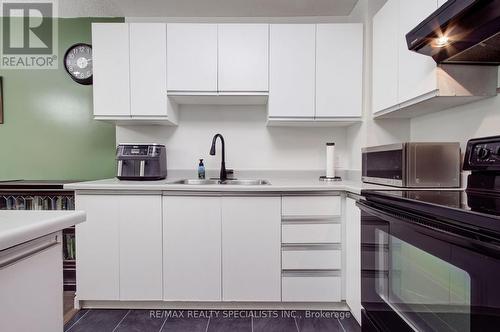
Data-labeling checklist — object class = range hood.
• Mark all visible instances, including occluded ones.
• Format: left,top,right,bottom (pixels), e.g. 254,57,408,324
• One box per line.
406,0,500,64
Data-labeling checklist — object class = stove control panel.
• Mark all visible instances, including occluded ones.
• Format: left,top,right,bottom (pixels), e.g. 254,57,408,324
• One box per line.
464,136,500,171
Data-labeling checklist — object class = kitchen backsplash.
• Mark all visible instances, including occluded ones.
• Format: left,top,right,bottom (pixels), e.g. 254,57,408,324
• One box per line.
116,105,349,171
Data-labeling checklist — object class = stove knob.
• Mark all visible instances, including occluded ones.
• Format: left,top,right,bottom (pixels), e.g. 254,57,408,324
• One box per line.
478,147,491,160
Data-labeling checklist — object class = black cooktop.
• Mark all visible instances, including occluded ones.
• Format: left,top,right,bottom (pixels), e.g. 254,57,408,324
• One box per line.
362,189,500,237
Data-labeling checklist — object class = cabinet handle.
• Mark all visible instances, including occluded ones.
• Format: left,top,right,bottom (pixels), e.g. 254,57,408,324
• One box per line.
282,270,341,277
281,243,341,251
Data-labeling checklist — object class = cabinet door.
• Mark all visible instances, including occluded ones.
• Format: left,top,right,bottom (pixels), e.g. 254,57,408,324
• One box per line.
119,195,163,300
0,241,63,332
163,196,222,301
345,198,362,324
222,196,281,301
76,195,120,300
372,0,399,113
316,24,363,118
129,23,168,117
218,24,269,92
167,24,218,92
398,0,438,103
92,23,130,117
269,24,316,118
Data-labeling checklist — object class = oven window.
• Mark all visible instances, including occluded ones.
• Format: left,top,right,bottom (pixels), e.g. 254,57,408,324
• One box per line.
363,150,403,179
376,230,471,332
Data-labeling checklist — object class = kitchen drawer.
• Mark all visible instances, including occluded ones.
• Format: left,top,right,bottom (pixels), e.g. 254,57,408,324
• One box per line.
282,249,341,270
282,196,341,216
282,274,341,302
282,224,341,244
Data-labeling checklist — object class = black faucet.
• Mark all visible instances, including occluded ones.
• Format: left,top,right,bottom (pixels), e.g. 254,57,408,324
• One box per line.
210,133,227,182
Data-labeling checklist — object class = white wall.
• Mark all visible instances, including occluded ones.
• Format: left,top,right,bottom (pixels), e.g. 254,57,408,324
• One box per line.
116,105,348,171
411,93,500,149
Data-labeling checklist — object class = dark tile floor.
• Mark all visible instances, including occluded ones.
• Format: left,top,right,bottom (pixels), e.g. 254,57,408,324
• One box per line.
64,309,360,332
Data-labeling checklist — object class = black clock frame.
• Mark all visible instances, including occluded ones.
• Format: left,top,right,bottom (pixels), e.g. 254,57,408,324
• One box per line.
63,43,93,85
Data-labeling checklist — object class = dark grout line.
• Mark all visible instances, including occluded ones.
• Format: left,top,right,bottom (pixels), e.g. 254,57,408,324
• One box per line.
337,317,347,332
65,309,91,332
204,316,211,332
294,316,300,332
158,315,168,332
111,309,131,332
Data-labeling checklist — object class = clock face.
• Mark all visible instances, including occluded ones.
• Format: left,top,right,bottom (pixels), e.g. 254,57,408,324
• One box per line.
64,43,93,85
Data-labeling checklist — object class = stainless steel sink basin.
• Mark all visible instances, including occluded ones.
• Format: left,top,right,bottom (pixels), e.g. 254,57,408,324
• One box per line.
224,179,270,185
171,179,270,185
172,179,221,185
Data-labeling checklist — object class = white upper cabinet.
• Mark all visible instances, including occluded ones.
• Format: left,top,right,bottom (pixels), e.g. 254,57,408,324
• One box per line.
269,24,316,119
92,23,130,117
129,23,168,117
167,24,218,92
218,24,269,92
371,0,491,118
397,0,438,103
92,23,177,124
372,0,399,114
316,24,363,118
221,196,281,301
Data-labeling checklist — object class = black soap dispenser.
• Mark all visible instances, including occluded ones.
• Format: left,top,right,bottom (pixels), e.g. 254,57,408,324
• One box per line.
198,159,206,179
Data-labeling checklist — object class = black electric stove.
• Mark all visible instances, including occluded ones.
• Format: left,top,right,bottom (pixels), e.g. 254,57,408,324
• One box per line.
358,135,500,332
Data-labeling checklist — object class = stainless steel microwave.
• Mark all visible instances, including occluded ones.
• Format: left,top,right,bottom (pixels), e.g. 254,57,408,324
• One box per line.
361,142,461,188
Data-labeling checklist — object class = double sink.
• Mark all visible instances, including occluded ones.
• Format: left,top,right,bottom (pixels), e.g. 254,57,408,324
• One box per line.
172,179,271,186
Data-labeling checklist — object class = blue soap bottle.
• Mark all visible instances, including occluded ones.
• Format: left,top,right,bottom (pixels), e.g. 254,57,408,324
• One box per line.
198,159,206,179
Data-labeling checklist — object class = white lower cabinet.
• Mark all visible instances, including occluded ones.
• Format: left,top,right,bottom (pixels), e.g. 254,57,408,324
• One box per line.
281,195,343,303
163,196,222,301
282,274,342,302
222,196,281,301
282,223,341,244
0,235,63,331
345,197,362,323
76,194,163,301
119,195,163,300
77,193,346,305
76,195,120,300
282,249,342,270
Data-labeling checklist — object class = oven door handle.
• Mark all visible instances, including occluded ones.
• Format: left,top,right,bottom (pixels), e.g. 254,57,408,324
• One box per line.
357,199,500,255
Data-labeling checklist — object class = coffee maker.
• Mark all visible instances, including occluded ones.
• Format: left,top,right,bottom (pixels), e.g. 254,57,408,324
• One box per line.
116,144,167,180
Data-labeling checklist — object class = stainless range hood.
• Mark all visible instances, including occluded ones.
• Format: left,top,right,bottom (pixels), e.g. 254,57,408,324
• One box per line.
406,0,500,64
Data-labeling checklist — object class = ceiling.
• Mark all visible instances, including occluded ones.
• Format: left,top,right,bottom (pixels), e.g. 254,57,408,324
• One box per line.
59,0,360,18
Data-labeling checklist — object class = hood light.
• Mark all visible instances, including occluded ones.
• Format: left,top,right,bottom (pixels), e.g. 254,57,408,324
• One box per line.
434,36,450,47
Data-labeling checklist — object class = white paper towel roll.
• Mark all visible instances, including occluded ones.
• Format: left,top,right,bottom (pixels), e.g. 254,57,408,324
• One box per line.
326,143,335,178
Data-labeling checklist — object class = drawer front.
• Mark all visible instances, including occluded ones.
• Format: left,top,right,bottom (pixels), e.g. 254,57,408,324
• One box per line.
282,249,341,270
282,275,341,302
282,196,341,216
282,224,341,244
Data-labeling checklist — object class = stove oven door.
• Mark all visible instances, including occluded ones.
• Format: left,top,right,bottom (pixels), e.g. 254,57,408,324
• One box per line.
358,200,500,332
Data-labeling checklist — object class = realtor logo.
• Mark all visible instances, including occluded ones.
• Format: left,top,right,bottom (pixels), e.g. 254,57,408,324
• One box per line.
1,0,58,69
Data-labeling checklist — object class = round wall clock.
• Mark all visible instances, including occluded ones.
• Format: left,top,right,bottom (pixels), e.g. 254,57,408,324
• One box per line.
64,43,93,85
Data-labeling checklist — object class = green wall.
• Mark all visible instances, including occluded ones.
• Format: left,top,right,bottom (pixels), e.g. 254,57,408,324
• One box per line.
0,17,123,181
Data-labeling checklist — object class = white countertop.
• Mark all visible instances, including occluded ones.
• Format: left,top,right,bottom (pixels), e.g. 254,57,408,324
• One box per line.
0,211,86,251
64,170,395,195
